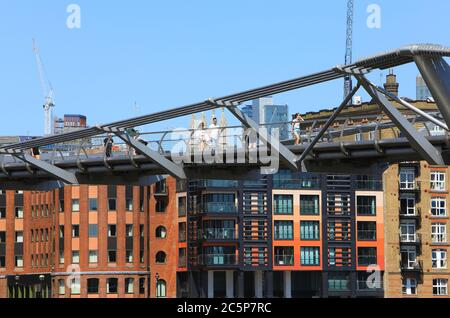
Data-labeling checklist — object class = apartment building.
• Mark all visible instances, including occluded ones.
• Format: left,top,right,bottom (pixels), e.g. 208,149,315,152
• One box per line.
174,171,385,298
0,186,152,298
384,162,449,298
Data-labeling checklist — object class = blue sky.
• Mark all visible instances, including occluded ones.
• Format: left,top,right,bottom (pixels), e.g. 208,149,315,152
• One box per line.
0,0,449,136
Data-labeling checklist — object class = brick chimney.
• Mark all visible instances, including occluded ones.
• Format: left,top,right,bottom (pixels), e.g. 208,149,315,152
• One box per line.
384,69,399,97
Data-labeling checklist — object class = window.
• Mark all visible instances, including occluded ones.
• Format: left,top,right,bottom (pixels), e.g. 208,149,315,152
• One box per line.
432,249,447,269
108,224,117,237
0,256,4,267
178,197,187,217
400,220,417,242
328,272,349,291
0,231,5,243
400,195,417,216
15,231,23,243
140,224,145,238
301,247,320,266
300,221,320,240
59,199,64,212
401,246,417,269
72,225,80,238
433,279,448,296
358,247,377,266
108,251,117,263
400,168,416,190
15,207,23,219
126,250,133,263
402,278,417,295
432,223,447,244
300,195,319,215
156,251,167,264
155,199,168,213
89,250,98,264
273,195,293,215
274,221,293,240
431,197,447,217
107,278,118,294
59,225,64,239
71,199,80,212
357,196,376,215
179,248,187,267
355,132,363,142
15,256,23,268
126,199,134,211
156,280,167,298
156,226,167,239
89,224,98,237
108,198,117,211
357,222,377,241
87,278,99,294
125,278,134,294
178,223,186,242
89,198,98,211
59,253,64,264
72,251,80,264
58,279,65,295
126,224,133,237
139,278,146,294
0,207,5,219
431,172,446,191
70,279,80,295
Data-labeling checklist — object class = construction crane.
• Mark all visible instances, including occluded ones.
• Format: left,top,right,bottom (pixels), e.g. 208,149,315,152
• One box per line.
33,39,55,136
344,0,354,104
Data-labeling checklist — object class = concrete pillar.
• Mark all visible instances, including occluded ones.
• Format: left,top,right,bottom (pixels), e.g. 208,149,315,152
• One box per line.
226,271,234,298
208,271,214,298
255,271,263,298
284,271,292,298
265,271,274,298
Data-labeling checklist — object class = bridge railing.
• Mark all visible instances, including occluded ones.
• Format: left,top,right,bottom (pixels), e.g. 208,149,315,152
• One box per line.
0,111,445,166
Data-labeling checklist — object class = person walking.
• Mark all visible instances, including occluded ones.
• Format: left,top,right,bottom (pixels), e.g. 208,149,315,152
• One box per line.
292,113,305,145
103,133,114,158
208,117,220,148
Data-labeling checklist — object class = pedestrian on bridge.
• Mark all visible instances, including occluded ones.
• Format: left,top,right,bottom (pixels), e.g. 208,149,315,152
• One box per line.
292,113,305,145
103,133,114,158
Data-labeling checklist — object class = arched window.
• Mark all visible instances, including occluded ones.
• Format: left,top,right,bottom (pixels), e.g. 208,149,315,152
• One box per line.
156,280,167,298
155,226,167,239
155,251,167,264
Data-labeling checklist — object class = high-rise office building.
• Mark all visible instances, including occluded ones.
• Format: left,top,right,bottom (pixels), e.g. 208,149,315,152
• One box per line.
242,97,290,141
416,75,432,101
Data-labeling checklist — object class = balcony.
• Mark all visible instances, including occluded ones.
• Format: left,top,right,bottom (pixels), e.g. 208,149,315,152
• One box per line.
273,178,321,190
400,233,421,245
199,254,238,267
399,181,421,192
191,180,239,189
274,255,294,266
355,180,383,191
399,207,421,219
400,260,423,273
201,228,237,241
201,202,238,215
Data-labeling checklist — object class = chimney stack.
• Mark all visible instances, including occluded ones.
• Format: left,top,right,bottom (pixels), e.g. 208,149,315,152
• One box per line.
384,69,399,97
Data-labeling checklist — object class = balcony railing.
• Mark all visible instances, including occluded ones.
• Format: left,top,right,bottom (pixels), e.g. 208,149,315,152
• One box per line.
273,178,321,190
399,181,421,191
400,233,421,244
201,202,238,214
199,254,238,266
400,260,423,272
201,228,237,240
274,255,295,266
399,207,421,218
357,230,377,241
355,180,383,191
